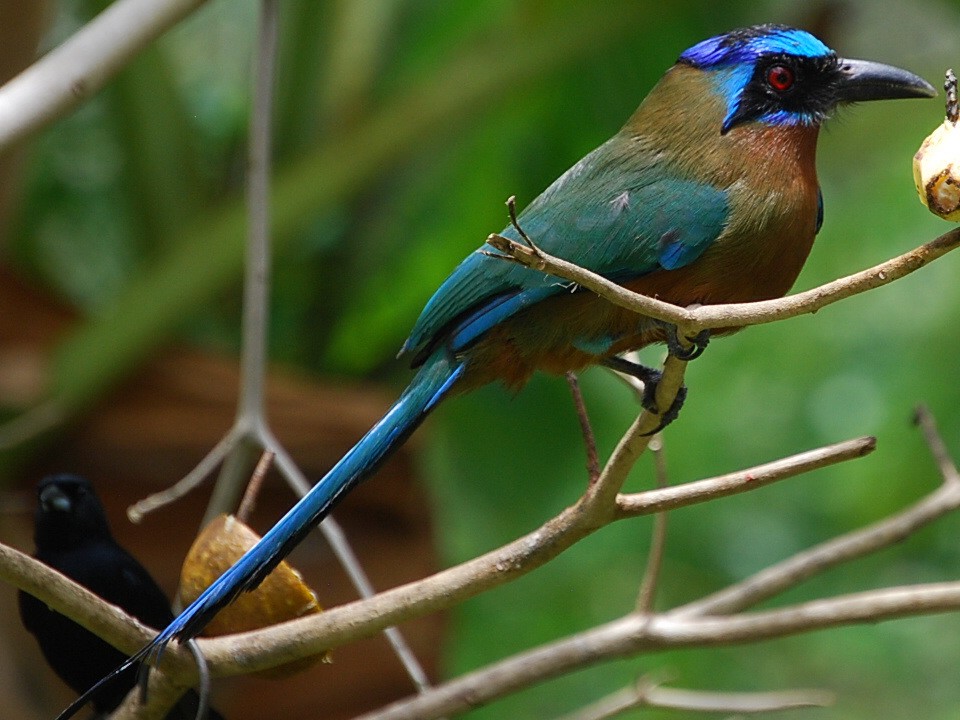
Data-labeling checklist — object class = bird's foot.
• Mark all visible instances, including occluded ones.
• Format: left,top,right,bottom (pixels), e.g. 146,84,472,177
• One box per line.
642,384,687,435
602,356,687,435
661,323,710,361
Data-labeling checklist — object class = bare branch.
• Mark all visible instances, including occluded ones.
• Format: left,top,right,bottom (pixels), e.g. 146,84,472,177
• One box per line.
638,684,833,714
400,583,960,720
487,227,960,335
349,582,960,720
14,425,935,718
675,430,960,619
0,424,937,720
0,543,193,674
636,435,668,613
1,433,864,689
0,0,209,154
127,425,242,522
236,449,275,522
187,437,873,676
585,354,687,513
663,582,960,644
637,684,833,714
914,404,960,485
559,678,834,720
616,436,876,517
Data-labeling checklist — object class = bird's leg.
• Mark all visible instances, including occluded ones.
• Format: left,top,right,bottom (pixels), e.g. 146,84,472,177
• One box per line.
656,320,710,361
602,355,687,435
565,372,601,484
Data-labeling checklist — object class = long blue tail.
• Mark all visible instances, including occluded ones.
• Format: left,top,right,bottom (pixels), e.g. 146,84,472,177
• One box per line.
159,350,463,647
55,352,464,720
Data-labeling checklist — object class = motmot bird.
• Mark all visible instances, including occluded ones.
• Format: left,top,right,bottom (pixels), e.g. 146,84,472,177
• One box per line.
76,24,935,701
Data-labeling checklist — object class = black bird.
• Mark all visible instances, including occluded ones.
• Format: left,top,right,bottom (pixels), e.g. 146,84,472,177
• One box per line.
18,474,222,720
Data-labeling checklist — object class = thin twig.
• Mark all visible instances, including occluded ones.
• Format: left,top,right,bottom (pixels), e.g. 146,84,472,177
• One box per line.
236,450,275,523
486,227,960,336
636,684,833,713
615,436,875,517
127,426,241,523
0,0,209,154
558,677,834,720
914,404,960,485
505,195,538,251
201,0,284,512
237,0,279,424
636,435,668,613
674,457,960,618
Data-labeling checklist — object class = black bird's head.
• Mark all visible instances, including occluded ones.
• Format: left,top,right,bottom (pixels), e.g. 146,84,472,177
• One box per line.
34,474,113,550
677,24,935,134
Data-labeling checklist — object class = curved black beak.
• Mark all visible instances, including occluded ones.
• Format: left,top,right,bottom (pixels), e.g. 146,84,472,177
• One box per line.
837,58,936,102
39,484,71,513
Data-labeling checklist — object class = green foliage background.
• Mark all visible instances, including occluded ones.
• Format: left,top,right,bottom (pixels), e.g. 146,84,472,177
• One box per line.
8,0,960,717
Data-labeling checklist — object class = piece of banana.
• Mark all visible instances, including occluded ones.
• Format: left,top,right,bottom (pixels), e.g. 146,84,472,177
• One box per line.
180,513,330,678
913,69,960,221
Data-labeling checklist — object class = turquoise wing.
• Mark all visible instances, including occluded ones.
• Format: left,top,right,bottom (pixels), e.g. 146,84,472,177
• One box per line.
401,135,729,363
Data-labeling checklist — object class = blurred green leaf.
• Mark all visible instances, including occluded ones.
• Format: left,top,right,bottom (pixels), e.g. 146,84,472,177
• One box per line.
45,0,665,412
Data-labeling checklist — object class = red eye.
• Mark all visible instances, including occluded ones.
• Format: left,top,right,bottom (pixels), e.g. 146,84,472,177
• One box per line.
767,64,795,92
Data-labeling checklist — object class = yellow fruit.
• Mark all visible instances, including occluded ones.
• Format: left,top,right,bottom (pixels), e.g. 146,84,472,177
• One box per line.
180,514,329,678
913,69,960,221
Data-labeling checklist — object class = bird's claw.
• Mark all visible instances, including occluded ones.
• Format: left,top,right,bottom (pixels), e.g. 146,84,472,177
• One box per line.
664,325,710,361
640,381,687,436
601,355,687,434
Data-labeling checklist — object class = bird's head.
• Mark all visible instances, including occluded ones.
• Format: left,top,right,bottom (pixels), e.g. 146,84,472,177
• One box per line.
34,474,112,549
678,24,935,135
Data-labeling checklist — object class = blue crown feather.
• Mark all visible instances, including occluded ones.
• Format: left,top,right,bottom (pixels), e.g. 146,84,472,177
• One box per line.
679,24,832,68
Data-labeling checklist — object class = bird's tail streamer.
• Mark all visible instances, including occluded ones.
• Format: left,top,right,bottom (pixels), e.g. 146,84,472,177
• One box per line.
56,350,464,720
